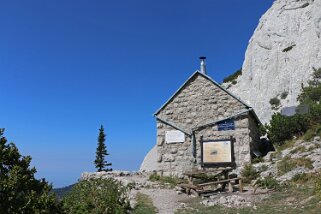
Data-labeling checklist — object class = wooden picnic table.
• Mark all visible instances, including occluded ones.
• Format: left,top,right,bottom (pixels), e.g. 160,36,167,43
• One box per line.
179,168,243,196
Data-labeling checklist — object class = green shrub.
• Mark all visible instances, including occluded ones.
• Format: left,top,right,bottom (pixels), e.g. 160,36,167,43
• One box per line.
266,113,309,146
298,67,321,104
308,104,321,125
277,156,313,175
0,129,63,213
267,68,321,146
269,97,281,108
149,173,160,181
259,124,267,136
252,156,264,164
223,69,242,83
63,178,130,213
241,164,259,184
281,91,289,99
256,177,280,190
282,44,296,52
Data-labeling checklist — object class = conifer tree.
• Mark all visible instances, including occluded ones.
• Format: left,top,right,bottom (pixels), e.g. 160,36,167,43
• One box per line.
0,128,63,213
94,125,112,172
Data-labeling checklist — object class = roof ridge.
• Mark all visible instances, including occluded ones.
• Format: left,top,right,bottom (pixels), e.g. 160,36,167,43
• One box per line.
154,71,252,116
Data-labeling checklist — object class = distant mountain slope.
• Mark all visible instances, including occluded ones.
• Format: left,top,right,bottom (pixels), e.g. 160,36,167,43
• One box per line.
224,0,321,124
53,184,75,199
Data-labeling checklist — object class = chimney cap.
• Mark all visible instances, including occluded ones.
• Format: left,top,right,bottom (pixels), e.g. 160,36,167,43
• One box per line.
199,56,207,74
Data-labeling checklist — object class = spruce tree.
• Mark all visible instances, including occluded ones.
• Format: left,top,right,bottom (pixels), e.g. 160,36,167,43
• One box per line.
94,125,112,172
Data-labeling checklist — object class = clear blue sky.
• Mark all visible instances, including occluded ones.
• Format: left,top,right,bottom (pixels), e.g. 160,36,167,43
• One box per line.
0,0,273,187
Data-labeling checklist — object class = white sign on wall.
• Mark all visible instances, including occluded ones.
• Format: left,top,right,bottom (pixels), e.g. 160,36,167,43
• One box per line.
165,130,185,144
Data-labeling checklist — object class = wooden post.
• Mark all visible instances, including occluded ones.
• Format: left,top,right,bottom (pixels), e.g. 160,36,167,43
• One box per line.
239,179,243,192
190,189,199,197
228,182,233,193
186,188,191,195
188,176,193,185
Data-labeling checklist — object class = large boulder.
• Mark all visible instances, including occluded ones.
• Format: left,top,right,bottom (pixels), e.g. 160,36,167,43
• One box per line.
139,145,158,172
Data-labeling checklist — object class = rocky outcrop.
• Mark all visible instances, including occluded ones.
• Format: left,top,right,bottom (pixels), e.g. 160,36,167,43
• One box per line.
253,136,321,182
139,145,158,172
225,0,321,124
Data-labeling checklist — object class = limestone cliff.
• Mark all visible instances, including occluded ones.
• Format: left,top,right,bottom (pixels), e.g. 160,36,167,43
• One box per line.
225,0,321,124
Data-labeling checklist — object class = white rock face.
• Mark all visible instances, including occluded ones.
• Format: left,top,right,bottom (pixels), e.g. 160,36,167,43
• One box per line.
226,0,321,124
139,145,158,172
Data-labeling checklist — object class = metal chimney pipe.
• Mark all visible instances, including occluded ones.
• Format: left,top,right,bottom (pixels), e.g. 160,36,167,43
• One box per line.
199,56,207,75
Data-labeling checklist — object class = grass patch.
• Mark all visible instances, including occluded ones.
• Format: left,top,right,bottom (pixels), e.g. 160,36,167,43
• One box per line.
292,173,311,184
149,174,186,188
275,139,296,152
315,177,321,200
303,129,315,141
277,156,313,175
270,151,282,160
290,146,307,154
252,156,264,164
307,144,321,151
133,193,157,214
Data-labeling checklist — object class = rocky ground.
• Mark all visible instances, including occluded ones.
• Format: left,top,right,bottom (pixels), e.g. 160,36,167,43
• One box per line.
81,171,272,213
80,137,321,213
253,136,321,182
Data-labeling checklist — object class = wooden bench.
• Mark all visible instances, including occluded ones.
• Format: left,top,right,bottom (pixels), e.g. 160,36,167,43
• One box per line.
179,168,243,196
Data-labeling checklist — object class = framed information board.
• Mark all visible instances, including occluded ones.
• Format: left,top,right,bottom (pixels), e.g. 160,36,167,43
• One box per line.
201,138,234,167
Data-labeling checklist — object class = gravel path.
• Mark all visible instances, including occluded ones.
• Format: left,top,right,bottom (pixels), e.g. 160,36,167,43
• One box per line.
139,188,190,214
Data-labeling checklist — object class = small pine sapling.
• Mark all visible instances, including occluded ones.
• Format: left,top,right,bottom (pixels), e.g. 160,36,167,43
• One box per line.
94,125,112,172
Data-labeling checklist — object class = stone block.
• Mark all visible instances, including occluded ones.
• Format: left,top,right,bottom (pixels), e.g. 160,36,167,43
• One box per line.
163,154,175,162
157,154,162,162
177,151,184,156
157,136,164,146
170,148,178,154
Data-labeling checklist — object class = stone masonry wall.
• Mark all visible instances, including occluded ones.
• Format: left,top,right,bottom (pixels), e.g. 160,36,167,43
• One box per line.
248,114,261,153
156,73,257,176
156,116,253,176
157,74,246,132
194,115,252,168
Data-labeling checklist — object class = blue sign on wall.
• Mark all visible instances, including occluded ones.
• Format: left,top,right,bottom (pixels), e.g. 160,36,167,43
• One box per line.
217,119,235,131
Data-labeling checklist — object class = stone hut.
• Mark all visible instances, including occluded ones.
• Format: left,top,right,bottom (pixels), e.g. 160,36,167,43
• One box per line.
154,58,261,177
